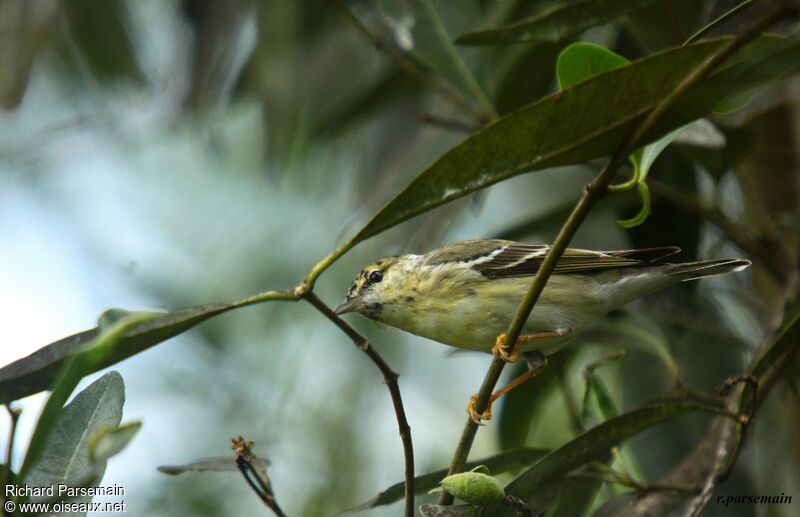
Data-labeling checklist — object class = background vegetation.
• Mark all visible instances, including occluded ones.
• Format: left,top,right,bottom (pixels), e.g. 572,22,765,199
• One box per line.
1,0,799,516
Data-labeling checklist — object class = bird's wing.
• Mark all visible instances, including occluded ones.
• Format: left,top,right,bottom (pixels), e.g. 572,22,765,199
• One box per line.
425,240,681,278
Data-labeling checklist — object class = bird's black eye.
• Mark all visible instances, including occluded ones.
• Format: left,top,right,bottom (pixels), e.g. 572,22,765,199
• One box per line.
368,270,383,284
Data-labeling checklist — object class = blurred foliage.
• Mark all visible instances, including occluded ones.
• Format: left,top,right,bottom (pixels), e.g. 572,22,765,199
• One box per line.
1,0,799,516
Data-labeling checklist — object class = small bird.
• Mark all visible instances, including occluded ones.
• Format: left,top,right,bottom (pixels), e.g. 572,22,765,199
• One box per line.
336,240,750,422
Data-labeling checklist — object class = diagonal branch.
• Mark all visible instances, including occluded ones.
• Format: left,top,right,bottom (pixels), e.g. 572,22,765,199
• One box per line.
303,291,415,517
437,1,796,505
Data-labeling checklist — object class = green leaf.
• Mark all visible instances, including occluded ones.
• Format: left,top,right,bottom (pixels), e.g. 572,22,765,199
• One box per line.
683,0,758,46
556,42,630,89
379,0,494,116
19,312,152,481
0,308,222,405
750,305,800,381
338,448,549,513
595,318,678,377
495,401,728,510
554,41,689,229
550,475,606,516
88,421,141,464
350,38,744,243
0,290,295,404
23,372,125,502
581,350,625,428
158,456,270,476
498,356,561,450
456,0,657,46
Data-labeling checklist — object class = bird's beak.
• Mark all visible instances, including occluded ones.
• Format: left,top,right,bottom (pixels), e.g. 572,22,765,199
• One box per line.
335,297,359,315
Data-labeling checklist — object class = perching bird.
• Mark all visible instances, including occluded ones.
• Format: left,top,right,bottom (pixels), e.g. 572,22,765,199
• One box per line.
336,240,750,422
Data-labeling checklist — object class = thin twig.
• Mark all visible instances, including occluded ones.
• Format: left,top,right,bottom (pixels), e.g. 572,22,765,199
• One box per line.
232,436,286,517
503,494,535,516
303,292,415,517
419,113,479,133
333,0,491,126
437,3,791,505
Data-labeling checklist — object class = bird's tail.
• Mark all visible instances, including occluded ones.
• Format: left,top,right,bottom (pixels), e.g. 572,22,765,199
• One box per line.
667,258,751,282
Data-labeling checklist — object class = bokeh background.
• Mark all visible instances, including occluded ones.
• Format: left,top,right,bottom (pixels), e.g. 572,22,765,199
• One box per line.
2,1,798,516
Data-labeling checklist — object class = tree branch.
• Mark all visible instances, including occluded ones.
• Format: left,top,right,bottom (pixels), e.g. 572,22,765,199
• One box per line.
303,291,415,517
437,2,795,505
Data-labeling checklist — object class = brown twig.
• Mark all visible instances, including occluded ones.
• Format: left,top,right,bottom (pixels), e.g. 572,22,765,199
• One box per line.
303,291,415,517
503,494,535,517
418,113,480,133
232,436,286,517
437,2,793,506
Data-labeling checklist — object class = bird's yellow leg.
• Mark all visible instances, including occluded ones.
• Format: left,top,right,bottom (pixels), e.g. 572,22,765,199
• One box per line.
492,330,565,363
467,354,549,424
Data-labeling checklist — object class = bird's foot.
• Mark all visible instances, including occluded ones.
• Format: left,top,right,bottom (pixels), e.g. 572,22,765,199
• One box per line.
467,393,493,425
492,333,519,363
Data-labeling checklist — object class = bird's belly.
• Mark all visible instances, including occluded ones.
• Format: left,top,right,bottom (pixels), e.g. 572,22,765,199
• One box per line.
382,274,601,354
397,298,585,355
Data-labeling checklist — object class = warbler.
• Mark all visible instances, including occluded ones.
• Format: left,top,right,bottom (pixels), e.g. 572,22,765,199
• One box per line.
336,239,750,422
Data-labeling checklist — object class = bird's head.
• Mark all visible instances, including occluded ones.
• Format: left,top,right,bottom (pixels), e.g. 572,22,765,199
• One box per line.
336,255,413,320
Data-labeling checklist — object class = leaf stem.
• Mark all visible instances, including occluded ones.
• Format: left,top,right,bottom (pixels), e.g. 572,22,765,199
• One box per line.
437,4,786,504
303,292,415,517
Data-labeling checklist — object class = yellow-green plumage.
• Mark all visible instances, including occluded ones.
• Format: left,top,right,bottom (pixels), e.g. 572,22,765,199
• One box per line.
336,240,750,355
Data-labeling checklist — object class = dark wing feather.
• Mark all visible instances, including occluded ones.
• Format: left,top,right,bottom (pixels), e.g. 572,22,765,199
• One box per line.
425,241,682,279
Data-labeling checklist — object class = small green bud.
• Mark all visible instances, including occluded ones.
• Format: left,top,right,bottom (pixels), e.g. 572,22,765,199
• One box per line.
440,471,505,507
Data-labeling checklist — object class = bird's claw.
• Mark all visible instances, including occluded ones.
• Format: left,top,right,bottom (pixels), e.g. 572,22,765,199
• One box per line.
492,333,519,363
467,393,492,425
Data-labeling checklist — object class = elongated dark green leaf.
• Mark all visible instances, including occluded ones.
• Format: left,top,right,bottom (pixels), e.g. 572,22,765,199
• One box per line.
158,456,271,476
749,305,800,380
24,372,124,503
1,288,296,405
338,448,549,514
350,34,800,244
497,401,727,510
379,0,494,115
549,475,606,516
498,356,561,450
19,313,151,480
456,0,657,46
0,305,233,405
